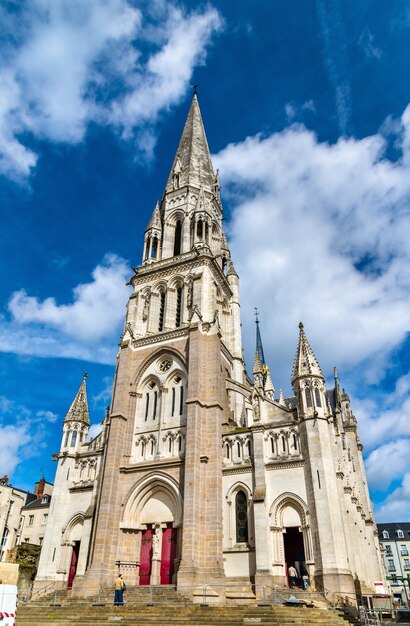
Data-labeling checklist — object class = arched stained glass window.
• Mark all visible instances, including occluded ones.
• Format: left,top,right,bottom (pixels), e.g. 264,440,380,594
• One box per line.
235,491,248,543
71,431,77,447
305,387,313,408
314,387,322,407
64,431,70,447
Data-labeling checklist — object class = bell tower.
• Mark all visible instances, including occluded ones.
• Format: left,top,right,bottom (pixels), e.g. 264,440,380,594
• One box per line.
292,323,355,595
85,93,246,595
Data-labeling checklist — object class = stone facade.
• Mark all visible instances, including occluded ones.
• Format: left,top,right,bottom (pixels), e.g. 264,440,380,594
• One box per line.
34,94,385,602
0,476,37,562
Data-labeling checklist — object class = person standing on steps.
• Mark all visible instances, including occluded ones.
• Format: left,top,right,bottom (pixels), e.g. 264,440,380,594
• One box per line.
301,568,309,590
113,573,126,606
288,564,297,588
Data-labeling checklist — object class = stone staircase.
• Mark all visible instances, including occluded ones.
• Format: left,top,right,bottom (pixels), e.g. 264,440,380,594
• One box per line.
16,585,361,626
15,604,360,626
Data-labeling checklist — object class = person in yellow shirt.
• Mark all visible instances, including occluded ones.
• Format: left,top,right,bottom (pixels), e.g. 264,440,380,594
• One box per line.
113,573,126,606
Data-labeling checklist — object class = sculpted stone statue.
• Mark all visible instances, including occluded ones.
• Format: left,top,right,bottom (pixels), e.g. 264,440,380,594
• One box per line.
186,280,193,309
142,290,151,321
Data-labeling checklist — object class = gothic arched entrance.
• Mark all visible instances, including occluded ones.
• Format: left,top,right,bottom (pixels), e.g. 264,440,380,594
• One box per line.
269,493,313,586
122,473,182,585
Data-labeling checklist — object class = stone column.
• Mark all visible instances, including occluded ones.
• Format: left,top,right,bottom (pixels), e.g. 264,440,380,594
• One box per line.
150,525,162,585
251,427,271,595
177,323,225,598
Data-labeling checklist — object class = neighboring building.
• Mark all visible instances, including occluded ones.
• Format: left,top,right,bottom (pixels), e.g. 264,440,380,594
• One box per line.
0,475,36,561
378,523,410,606
20,478,53,547
34,94,385,601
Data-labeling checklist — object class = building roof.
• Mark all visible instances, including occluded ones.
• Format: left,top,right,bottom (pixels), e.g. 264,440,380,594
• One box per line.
22,494,52,511
377,522,410,539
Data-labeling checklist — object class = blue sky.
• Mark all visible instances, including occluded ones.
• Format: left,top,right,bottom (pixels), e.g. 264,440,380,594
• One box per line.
0,0,409,522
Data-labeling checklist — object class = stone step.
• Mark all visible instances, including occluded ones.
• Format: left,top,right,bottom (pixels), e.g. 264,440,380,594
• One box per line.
15,607,357,626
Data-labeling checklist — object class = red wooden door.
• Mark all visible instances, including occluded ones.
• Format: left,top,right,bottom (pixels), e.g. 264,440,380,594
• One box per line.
139,527,153,585
67,541,80,588
160,524,177,585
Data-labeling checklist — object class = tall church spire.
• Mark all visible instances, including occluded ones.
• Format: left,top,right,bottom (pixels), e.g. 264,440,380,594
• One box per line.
255,308,266,371
291,322,324,385
64,372,90,426
165,93,215,192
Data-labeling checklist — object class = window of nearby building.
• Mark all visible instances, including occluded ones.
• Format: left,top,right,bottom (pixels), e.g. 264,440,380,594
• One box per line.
235,490,248,544
42,514,48,525
404,559,410,570
396,530,404,538
39,537,43,546
41,496,48,504
24,538,29,543
382,530,389,539
400,545,409,556
18,517,23,530
388,559,395,571
0,527,9,560
385,545,392,555
28,515,34,526
7,500,14,515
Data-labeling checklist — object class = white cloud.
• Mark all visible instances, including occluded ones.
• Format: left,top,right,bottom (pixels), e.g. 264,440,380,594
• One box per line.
358,27,382,60
375,473,410,522
36,410,59,423
365,439,410,491
87,423,103,442
213,105,410,522
0,254,130,363
0,425,32,477
0,397,55,477
213,107,410,393
92,376,113,407
0,1,222,178
316,0,351,134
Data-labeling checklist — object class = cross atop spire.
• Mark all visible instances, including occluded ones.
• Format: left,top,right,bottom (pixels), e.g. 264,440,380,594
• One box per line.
165,93,215,193
64,372,90,425
291,322,324,385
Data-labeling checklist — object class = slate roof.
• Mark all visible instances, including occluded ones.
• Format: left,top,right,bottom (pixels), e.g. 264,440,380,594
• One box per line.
377,522,410,540
22,495,52,511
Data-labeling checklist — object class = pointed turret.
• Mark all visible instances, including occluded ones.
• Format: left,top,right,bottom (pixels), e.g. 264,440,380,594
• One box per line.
265,367,275,400
146,200,162,231
64,372,90,425
165,93,215,193
142,201,162,262
61,373,90,452
291,322,324,386
291,323,326,417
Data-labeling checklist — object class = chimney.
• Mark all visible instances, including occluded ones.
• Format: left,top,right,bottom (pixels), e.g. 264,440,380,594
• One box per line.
35,477,46,498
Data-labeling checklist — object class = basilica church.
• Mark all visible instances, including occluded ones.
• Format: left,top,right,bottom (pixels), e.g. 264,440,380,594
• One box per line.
34,94,384,601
